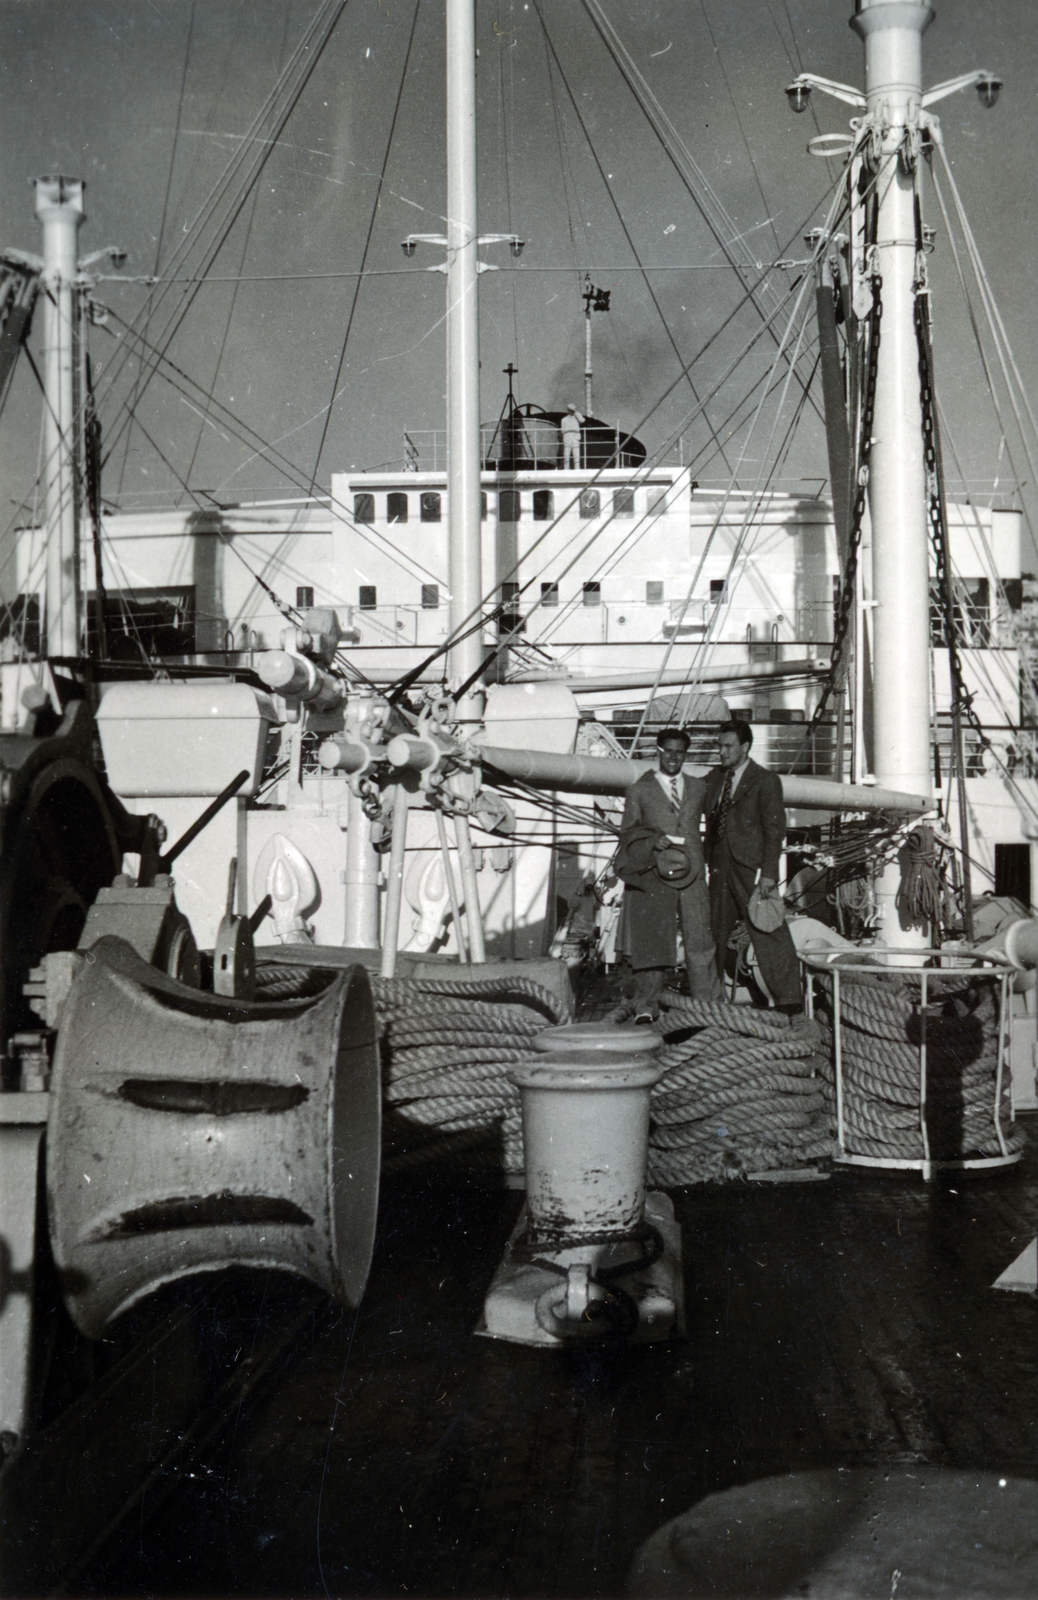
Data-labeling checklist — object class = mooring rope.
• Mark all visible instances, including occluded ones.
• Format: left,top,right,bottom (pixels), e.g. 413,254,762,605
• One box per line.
813,969,1023,1161
255,960,570,1175
643,990,835,1184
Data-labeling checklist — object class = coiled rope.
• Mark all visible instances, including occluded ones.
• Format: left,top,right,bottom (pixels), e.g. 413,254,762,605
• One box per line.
255,959,570,1175
644,991,835,1186
813,968,1022,1162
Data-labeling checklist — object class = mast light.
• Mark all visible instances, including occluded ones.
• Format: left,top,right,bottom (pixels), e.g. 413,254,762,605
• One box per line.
976,74,1002,109
786,81,812,113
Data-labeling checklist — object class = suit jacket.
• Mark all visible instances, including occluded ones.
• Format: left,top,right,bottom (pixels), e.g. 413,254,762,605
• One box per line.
704,757,785,883
617,769,706,888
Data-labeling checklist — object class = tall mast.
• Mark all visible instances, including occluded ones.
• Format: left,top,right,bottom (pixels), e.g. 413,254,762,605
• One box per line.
445,0,483,728
852,0,934,945
35,176,85,660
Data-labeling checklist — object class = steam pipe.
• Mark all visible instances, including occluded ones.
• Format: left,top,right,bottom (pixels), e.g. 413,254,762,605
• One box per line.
473,742,928,811
508,659,828,692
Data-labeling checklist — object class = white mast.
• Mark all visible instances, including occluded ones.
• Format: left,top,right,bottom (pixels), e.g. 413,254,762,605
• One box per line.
35,176,85,660
852,0,934,945
445,0,484,728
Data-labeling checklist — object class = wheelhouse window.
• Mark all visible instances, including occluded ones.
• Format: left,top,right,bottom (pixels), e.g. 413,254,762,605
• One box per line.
420,492,442,523
387,492,408,523
582,581,601,607
359,585,377,609
353,492,375,524
421,584,440,609
296,586,314,609
647,488,667,516
481,492,488,520
646,580,664,605
533,489,554,521
540,581,559,607
580,489,600,518
613,487,635,518
499,489,521,521
710,579,727,605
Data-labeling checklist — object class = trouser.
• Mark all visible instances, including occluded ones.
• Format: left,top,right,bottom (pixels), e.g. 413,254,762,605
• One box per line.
563,439,580,468
709,845,802,1008
632,877,721,1012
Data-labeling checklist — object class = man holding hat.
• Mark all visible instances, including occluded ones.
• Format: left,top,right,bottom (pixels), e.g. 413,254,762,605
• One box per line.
704,719,802,1014
617,726,721,1021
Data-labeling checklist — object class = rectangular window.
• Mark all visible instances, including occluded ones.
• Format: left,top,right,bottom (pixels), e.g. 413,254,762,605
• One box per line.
580,489,600,518
421,584,440,610
647,488,667,517
499,489,521,521
533,489,554,521
353,492,375,524
420,491,442,523
387,492,408,524
540,581,559,607
582,581,601,607
501,581,520,605
710,579,727,604
358,585,377,609
613,487,635,518
296,586,314,610
646,580,664,605
481,491,488,521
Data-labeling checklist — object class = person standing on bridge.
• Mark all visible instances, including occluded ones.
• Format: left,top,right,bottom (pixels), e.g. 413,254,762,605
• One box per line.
617,727,721,1022
560,403,584,469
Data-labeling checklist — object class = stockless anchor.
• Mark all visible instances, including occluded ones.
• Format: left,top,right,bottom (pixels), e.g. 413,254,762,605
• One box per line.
477,1021,684,1346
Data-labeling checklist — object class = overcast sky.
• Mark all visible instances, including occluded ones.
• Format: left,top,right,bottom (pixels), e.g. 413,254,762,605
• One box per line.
1,0,1034,552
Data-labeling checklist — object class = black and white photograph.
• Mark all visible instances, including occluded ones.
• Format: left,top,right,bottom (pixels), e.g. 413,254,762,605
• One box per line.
0,1,1036,1595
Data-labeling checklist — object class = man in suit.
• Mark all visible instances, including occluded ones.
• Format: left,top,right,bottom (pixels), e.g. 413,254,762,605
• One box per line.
617,727,721,1020
704,719,802,1014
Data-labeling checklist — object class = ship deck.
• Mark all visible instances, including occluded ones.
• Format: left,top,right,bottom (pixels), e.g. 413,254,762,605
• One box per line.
70,1113,1037,1598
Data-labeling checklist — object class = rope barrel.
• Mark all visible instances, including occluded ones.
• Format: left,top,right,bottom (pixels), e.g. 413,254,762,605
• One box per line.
812,967,1023,1163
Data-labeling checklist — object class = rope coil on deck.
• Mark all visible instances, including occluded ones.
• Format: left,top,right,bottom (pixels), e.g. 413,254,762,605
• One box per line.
255,960,570,1175
812,969,1023,1162
643,990,836,1185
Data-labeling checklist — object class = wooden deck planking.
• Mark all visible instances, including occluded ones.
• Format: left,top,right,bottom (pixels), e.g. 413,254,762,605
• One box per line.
79,1120,1037,1598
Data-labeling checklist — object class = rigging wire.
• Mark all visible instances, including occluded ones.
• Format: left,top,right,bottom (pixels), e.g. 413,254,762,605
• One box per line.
576,0,823,427
97,306,446,589
626,189,840,747
532,0,735,475
697,0,782,265
97,0,352,467
306,0,422,495
930,149,1038,556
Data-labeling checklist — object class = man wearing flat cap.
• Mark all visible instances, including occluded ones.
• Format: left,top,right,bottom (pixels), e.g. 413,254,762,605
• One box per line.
617,726,721,1021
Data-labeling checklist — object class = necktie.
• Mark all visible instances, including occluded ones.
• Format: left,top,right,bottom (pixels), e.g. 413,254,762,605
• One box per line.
715,767,734,843
669,775,681,810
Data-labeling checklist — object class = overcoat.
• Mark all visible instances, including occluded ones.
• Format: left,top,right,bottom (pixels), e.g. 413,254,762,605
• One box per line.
703,758,785,881
616,769,707,969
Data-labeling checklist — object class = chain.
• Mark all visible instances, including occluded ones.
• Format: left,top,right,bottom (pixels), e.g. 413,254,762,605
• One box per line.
798,274,883,755
916,297,977,940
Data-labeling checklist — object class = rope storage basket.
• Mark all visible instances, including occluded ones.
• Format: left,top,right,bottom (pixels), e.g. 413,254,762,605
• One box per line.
804,950,1023,1177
